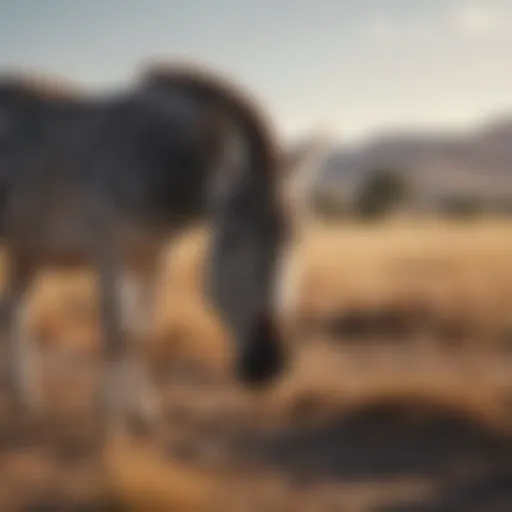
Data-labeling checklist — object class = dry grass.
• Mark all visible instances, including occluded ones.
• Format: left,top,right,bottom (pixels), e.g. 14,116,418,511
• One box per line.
103,436,218,511
28,219,512,349
4,218,512,510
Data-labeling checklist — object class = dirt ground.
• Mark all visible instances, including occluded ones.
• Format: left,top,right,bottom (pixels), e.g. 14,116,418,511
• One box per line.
2,221,512,511
1,341,512,511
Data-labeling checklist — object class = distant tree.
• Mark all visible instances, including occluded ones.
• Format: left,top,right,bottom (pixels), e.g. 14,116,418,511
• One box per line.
353,168,411,220
439,195,485,220
491,197,512,217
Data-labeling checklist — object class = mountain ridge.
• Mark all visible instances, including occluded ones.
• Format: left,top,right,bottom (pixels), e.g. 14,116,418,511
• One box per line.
319,114,512,200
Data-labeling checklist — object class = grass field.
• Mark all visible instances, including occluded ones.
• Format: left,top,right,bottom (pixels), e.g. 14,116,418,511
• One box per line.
2,219,512,510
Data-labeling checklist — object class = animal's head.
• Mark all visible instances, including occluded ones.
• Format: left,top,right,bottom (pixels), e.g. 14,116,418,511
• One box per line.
136,61,329,388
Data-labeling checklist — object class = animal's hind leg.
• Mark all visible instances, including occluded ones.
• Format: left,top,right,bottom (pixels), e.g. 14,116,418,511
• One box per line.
118,266,160,434
0,258,42,417
96,254,159,439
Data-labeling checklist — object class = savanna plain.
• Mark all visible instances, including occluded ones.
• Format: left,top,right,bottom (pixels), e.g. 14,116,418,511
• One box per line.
2,219,512,511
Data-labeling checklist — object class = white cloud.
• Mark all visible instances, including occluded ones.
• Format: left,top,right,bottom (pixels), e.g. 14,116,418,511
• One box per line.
362,4,510,45
449,4,505,36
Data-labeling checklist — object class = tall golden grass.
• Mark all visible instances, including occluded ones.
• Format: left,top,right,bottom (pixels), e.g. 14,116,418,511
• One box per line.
25,218,512,356
10,218,512,510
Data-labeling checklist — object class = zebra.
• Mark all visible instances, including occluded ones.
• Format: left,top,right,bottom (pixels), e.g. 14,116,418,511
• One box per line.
0,61,319,438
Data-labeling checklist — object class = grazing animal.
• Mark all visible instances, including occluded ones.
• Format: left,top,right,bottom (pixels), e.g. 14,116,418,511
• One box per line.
0,63,316,436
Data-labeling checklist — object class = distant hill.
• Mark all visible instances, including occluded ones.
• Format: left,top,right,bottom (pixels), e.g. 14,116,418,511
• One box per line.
318,116,512,204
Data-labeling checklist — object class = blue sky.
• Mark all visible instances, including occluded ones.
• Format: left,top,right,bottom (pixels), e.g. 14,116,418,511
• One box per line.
1,0,511,143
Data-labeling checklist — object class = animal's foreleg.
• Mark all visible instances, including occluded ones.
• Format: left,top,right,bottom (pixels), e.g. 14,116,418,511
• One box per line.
0,260,42,417
96,254,128,438
118,269,160,435
97,257,159,440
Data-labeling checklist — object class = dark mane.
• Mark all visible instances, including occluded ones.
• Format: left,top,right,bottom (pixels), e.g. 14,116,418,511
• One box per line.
137,60,283,177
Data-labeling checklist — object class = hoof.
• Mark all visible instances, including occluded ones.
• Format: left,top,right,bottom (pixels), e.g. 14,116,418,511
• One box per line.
126,387,160,439
100,360,160,439
8,373,44,421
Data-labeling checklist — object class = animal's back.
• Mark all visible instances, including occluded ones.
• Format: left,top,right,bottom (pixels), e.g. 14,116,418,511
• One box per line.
0,79,130,264
0,76,209,266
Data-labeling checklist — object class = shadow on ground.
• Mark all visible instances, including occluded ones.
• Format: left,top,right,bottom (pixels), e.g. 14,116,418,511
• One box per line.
0,355,512,510
227,400,512,511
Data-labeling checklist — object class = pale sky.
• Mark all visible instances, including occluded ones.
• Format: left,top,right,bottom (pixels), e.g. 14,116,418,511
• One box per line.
1,0,511,143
